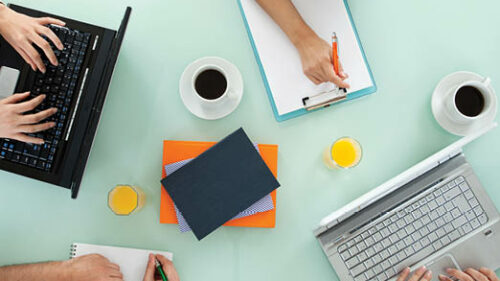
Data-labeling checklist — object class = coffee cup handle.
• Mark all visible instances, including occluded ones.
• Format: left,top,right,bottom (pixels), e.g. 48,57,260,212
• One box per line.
483,77,491,87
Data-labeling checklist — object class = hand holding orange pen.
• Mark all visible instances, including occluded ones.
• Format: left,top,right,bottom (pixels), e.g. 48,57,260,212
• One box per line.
332,32,348,91
332,32,341,76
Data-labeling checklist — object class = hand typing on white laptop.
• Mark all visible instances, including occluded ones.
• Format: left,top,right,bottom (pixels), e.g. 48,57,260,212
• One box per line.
438,267,499,281
397,266,432,281
395,265,499,281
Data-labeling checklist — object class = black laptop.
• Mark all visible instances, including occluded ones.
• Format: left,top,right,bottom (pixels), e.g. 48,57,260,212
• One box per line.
0,5,131,198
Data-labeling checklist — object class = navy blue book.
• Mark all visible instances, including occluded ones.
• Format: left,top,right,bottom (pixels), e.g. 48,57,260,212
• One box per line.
161,128,281,240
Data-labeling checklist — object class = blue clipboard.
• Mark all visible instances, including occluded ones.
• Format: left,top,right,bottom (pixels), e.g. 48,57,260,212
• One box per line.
237,0,377,122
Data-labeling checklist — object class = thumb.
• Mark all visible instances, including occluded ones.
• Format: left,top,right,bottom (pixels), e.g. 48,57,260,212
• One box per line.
155,254,172,268
338,63,348,79
327,69,350,89
1,92,30,104
339,71,348,79
322,62,350,89
156,254,180,281
396,267,410,281
142,254,156,281
438,274,453,281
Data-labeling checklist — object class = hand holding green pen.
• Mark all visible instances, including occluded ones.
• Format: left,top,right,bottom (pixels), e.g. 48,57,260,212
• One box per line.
155,259,168,281
142,254,180,281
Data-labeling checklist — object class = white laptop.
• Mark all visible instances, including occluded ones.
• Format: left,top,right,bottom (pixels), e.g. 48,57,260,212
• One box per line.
315,123,500,281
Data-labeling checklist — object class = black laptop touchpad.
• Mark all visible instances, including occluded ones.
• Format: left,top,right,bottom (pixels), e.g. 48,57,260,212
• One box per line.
0,37,24,70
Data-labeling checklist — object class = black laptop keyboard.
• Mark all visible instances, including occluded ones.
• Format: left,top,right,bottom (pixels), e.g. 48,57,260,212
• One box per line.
0,25,91,172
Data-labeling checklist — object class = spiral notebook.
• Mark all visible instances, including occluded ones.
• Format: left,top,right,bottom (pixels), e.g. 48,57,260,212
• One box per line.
70,243,173,281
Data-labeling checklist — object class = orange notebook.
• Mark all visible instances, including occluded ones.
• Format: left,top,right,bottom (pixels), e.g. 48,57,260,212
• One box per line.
160,140,278,228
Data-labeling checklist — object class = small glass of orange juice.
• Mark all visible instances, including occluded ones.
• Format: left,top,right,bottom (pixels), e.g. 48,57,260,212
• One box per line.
323,137,362,169
108,185,146,216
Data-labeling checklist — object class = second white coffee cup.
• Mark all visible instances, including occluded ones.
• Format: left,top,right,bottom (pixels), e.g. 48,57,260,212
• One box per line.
445,77,494,125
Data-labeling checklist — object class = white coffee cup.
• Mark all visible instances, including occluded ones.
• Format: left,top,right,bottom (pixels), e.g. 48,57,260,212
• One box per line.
191,64,234,109
445,77,494,125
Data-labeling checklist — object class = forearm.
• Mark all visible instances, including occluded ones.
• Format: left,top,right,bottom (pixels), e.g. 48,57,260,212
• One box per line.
0,3,10,33
255,0,316,48
0,261,67,281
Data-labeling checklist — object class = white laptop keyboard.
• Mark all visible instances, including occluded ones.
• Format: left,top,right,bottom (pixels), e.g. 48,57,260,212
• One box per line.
337,176,489,281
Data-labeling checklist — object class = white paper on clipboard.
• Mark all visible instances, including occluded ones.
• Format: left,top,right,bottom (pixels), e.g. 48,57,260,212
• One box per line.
240,0,374,116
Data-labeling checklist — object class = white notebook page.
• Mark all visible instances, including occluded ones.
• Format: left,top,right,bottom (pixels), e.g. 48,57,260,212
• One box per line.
240,0,373,116
71,243,173,281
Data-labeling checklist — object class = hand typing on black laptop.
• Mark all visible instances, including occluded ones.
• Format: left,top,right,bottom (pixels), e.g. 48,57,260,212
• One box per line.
0,3,64,73
0,92,57,144
0,3,63,144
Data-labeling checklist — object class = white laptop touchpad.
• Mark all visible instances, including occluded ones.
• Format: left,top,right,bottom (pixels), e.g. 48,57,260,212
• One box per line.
426,254,461,281
0,66,20,99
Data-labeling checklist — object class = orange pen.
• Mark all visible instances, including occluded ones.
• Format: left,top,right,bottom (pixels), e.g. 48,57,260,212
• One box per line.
332,32,340,76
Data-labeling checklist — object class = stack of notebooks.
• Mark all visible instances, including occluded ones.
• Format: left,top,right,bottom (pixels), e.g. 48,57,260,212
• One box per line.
160,128,280,240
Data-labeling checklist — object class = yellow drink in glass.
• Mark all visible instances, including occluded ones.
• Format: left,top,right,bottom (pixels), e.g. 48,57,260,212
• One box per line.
323,137,362,169
108,185,145,215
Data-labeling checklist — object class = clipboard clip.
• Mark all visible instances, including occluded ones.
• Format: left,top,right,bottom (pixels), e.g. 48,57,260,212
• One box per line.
302,87,348,111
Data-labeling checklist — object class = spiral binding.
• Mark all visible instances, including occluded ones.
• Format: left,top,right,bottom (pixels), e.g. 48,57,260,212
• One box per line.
69,244,77,259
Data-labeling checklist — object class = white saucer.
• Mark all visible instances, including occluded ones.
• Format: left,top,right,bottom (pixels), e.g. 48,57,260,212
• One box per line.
432,71,497,136
179,57,243,120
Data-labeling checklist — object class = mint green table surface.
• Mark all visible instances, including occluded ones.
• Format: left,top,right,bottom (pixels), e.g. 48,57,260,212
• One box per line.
1,0,499,280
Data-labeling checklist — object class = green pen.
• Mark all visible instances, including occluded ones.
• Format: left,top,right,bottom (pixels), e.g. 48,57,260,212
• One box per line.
155,258,169,281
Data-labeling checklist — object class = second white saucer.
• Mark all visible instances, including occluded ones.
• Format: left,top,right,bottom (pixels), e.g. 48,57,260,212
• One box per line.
432,71,497,136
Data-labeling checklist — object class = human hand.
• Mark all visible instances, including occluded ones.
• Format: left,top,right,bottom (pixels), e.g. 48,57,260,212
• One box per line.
397,266,432,281
62,254,123,281
295,33,349,87
0,4,64,73
439,267,499,281
0,92,57,144
143,254,180,281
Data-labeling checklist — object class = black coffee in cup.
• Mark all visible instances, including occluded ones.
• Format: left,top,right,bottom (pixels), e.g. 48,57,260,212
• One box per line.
455,86,485,117
194,69,227,100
